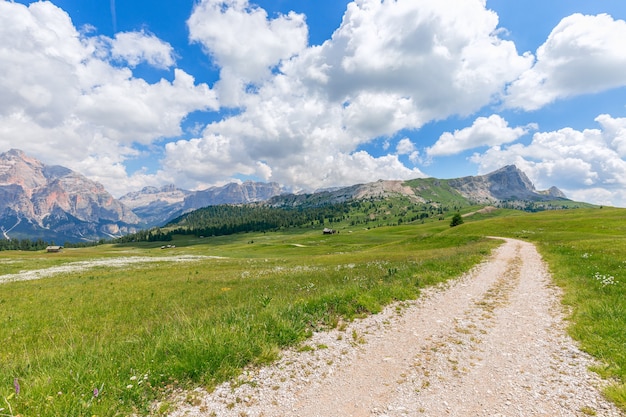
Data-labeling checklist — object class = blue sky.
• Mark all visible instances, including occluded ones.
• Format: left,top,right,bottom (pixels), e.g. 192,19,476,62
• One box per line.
2,0,626,206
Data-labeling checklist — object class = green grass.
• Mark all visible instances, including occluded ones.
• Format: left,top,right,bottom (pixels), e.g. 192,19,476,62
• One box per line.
0,222,496,416
402,177,469,206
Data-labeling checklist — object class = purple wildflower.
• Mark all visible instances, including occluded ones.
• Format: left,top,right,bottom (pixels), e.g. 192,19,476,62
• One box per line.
13,378,20,396
93,387,99,397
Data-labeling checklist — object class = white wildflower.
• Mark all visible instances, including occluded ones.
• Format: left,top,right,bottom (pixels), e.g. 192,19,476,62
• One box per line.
594,272,619,287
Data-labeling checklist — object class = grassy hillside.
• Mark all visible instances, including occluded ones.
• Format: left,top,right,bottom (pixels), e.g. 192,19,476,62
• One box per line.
1,207,625,415
403,177,469,205
0,219,496,416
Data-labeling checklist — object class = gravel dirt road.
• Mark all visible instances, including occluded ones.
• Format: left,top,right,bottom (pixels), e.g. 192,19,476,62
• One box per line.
168,238,623,417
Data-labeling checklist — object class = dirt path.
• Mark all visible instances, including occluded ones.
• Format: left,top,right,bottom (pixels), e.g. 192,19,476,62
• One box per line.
167,238,623,417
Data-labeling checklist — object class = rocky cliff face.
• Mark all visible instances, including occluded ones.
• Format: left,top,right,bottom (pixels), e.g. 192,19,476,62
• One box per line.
119,182,286,226
0,149,139,242
267,165,567,208
182,182,285,211
119,185,189,227
447,165,565,203
120,165,566,226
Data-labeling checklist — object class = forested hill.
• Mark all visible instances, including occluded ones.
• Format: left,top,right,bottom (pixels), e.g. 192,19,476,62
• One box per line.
170,203,350,235
113,197,457,243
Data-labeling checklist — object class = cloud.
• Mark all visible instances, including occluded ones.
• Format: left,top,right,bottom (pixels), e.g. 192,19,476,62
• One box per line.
290,0,533,125
505,13,626,110
76,69,215,144
0,1,216,196
187,0,308,105
470,114,626,206
396,138,420,164
4,0,625,205
427,114,533,157
596,113,626,157
0,1,85,127
169,0,533,191
110,30,177,69
396,138,416,155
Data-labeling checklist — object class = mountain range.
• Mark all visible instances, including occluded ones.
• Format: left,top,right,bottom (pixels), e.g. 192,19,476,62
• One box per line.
119,181,285,226
0,149,569,243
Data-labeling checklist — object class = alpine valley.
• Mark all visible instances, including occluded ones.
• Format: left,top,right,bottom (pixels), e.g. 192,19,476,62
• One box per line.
0,149,576,243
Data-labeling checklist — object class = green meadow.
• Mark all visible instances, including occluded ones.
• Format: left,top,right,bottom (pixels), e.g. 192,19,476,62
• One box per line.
1,207,625,415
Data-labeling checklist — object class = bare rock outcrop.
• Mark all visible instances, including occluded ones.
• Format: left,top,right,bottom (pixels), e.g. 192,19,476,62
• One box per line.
0,149,139,241
448,165,566,204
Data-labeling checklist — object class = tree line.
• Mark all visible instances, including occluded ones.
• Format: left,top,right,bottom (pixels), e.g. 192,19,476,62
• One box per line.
0,238,50,251
166,203,351,237
117,199,462,243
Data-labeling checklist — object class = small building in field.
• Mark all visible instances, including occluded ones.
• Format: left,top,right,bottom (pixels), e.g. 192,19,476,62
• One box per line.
46,246,63,253
322,228,337,235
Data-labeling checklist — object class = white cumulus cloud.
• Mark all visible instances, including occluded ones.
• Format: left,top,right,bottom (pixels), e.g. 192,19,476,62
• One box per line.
110,30,177,69
4,0,625,204
396,138,420,164
187,0,308,105
505,13,626,110
427,114,533,157
168,0,533,191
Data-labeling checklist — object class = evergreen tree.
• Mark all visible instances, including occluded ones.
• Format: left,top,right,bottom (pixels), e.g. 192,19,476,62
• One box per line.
450,213,464,227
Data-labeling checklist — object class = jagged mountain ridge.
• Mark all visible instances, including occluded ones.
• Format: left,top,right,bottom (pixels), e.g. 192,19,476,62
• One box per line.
0,150,289,242
119,185,191,227
448,165,567,203
182,182,286,211
265,165,567,208
0,149,140,242
0,149,568,243
119,182,287,226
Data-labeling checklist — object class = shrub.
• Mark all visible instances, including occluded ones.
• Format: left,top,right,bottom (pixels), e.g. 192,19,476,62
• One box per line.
450,213,464,227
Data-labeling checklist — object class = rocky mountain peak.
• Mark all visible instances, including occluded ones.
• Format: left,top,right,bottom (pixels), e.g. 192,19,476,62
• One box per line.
0,149,47,192
119,184,189,208
182,181,285,211
448,164,565,203
0,149,139,242
545,186,567,199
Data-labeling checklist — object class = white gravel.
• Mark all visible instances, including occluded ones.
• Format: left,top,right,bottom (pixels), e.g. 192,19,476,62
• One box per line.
0,255,218,284
166,238,624,417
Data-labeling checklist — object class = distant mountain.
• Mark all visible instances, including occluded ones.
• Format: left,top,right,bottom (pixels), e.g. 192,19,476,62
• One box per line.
119,184,190,227
0,149,287,242
182,181,286,211
0,149,140,242
266,165,567,208
120,164,570,229
162,165,572,239
0,148,571,244
447,165,567,203
120,181,287,226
